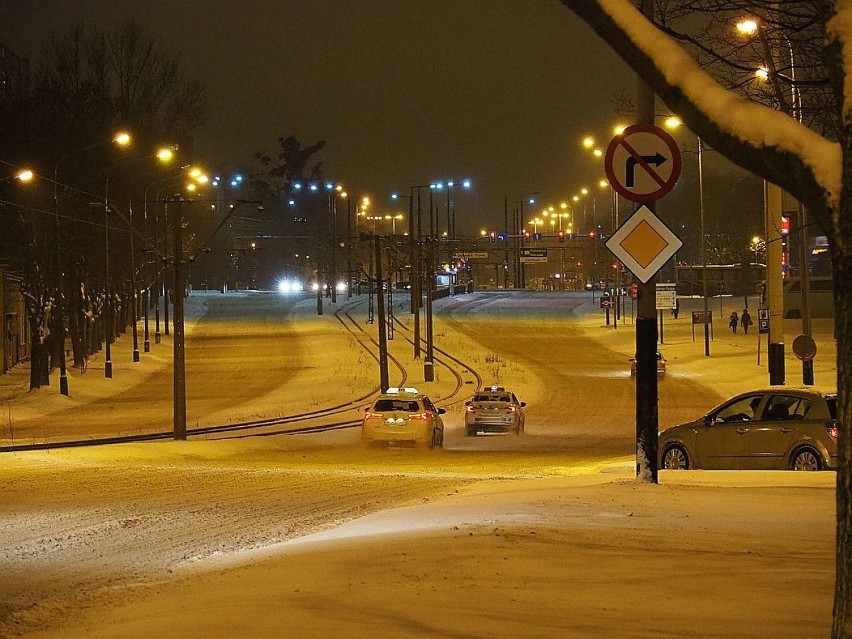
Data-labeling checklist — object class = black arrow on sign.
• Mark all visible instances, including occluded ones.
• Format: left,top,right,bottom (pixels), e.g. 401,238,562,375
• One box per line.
625,153,667,187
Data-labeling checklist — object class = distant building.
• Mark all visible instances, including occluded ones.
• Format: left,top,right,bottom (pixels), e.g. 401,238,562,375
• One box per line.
0,42,30,101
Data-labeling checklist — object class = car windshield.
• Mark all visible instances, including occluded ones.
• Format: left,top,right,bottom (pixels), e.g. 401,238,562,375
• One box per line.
374,399,420,412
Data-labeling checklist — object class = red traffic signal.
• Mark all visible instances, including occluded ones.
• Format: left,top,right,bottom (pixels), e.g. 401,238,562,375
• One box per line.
523,231,531,244
557,230,565,243
629,282,638,299
781,215,790,235
489,231,496,243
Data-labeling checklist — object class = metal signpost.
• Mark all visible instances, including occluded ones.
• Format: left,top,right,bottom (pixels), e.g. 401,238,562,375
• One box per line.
655,282,677,344
604,121,682,483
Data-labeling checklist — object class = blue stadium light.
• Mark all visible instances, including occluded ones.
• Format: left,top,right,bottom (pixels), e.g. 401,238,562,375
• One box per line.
309,184,319,192
528,197,536,204
230,180,238,187
288,199,296,206
435,182,444,190
325,181,334,190
391,193,400,200
462,179,472,188
447,180,455,187
234,174,243,183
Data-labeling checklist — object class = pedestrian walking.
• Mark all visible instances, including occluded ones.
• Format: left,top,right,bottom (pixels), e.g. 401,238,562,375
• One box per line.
729,310,739,334
741,308,753,334
672,298,680,319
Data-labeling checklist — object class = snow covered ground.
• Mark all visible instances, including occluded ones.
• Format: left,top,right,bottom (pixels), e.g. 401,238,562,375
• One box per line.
0,290,839,638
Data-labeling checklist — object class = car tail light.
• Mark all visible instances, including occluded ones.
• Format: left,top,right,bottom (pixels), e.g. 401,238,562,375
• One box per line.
409,412,430,421
465,405,476,413
505,406,516,414
825,421,839,439
364,412,383,420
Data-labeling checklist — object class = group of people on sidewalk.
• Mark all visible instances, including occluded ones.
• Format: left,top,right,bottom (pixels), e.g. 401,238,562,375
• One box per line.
729,308,753,334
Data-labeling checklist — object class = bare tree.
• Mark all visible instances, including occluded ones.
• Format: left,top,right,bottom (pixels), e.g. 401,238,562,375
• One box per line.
0,20,207,388
564,1,849,635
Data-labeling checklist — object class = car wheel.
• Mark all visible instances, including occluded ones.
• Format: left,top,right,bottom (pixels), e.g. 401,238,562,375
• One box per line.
791,448,822,471
662,444,690,470
426,429,436,449
466,427,476,437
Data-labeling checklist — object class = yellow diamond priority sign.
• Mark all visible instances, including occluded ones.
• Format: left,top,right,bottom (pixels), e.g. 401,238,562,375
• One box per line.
605,205,682,283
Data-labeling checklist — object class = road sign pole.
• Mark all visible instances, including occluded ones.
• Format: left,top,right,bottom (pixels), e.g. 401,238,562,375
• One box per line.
634,10,658,484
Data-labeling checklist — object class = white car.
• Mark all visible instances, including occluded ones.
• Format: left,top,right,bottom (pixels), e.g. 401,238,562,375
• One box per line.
362,387,445,448
464,386,526,436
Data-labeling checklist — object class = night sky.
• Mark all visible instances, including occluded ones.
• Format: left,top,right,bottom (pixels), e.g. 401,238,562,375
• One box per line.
3,1,713,235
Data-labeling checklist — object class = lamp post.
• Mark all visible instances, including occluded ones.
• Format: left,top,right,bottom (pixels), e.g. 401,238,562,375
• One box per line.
52,131,131,391
736,16,798,384
144,170,186,346
664,117,711,355
516,193,537,288
102,188,113,379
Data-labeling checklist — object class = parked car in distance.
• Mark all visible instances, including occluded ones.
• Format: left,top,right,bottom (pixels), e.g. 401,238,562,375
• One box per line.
464,386,526,436
362,387,445,448
630,351,667,378
659,388,839,471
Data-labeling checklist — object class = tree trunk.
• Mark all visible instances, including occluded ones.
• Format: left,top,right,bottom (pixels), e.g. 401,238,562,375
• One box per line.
69,283,85,369
27,318,49,390
832,237,852,638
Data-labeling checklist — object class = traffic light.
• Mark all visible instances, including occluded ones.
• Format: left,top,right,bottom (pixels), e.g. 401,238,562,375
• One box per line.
523,231,531,244
489,231,496,243
557,230,565,243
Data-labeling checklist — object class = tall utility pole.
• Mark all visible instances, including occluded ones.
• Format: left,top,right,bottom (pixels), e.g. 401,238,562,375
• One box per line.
347,196,353,299
698,137,710,356
765,181,785,385
171,196,187,440
103,201,113,379
374,235,389,391
635,0,659,484
424,240,435,382
504,196,510,289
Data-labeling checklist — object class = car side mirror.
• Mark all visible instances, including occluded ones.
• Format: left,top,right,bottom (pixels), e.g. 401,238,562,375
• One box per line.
520,402,526,407
464,401,471,406
704,415,714,426
438,408,446,414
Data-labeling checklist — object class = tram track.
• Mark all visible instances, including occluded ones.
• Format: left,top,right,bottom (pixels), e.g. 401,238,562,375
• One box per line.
0,294,483,452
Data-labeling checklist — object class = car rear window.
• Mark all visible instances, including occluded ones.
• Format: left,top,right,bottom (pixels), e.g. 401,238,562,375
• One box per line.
374,399,420,412
474,394,509,402
827,395,838,420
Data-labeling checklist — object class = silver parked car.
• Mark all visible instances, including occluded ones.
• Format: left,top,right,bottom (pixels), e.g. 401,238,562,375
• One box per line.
659,388,839,471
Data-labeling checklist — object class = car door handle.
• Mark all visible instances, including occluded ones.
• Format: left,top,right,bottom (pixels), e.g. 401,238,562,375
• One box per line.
780,427,793,433
736,428,749,435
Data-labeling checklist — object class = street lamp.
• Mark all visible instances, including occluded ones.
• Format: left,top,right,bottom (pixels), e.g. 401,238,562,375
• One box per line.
665,116,711,355
736,16,800,383
384,214,403,235
54,131,132,386
0,168,34,183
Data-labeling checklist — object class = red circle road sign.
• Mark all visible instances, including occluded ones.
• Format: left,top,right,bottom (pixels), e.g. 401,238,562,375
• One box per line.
605,124,682,203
